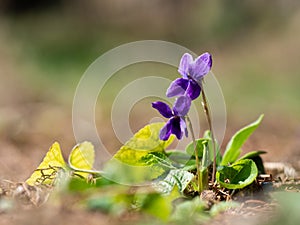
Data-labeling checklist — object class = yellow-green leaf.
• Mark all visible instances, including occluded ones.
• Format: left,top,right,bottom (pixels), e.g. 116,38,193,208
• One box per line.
68,141,95,178
26,141,96,186
113,122,174,165
105,123,174,184
26,142,68,186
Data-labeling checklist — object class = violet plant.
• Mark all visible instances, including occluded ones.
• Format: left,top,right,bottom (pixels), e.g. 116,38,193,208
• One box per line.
152,52,216,192
152,52,265,194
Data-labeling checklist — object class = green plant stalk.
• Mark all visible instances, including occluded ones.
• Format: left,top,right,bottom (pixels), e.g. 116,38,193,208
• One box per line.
201,86,217,183
186,116,201,192
200,142,209,191
200,168,208,191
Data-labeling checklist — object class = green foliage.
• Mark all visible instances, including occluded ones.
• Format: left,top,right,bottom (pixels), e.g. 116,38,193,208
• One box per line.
87,195,126,215
239,150,266,160
185,135,222,166
67,115,266,222
185,138,211,190
185,138,208,157
239,150,266,174
216,159,258,189
25,115,267,223
221,114,264,166
154,169,195,194
212,115,264,190
202,131,222,166
171,198,209,225
140,152,175,170
166,150,194,167
68,176,115,192
68,177,93,191
136,192,175,221
173,115,265,192
85,185,178,221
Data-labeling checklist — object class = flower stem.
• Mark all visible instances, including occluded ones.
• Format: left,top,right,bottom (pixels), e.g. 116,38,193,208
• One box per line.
186,116,201,192
201,86,217,184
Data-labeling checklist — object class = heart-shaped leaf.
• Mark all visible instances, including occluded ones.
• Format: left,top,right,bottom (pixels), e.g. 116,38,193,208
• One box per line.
216,159,258,189
239,150,266,174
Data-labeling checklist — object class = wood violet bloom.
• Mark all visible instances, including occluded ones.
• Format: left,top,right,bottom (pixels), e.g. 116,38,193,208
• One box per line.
166,52,212,100
152,96,191,140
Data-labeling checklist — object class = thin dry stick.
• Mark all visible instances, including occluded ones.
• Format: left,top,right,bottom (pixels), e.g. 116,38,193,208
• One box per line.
186,116,201,192
201,86,217,183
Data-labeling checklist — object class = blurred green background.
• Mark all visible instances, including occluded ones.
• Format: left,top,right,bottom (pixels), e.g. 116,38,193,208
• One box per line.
0,0,300,164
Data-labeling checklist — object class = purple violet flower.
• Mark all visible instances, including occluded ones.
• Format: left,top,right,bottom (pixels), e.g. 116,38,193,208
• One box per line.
152,96,191,140
166,52,212,100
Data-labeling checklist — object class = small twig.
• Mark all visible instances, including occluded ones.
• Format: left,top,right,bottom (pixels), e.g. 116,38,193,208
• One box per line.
218,189,231,197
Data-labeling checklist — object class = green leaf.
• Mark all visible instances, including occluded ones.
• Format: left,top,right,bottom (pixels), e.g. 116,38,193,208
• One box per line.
239,150,266,160
216,159,258,189
140,152,175,170
201,141,210,169
221,114,264,166
199,167,208,192
154,169,194,194
171,198,209,224
166,150,192,166
182,159,197,171
68,176,116,192
87,195,126,215
239,150,266,174
68,177,93,191
137,193,174,221
185,138,208,157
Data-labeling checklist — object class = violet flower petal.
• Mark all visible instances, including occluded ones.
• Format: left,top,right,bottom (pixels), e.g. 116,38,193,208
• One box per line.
178,53,193,79
170,117,183,140
173,95,191,117
159,119,172,140
189,52,212,81
179,117,188,137
152,101,173,118
166,78,189,98
186,80,201,100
